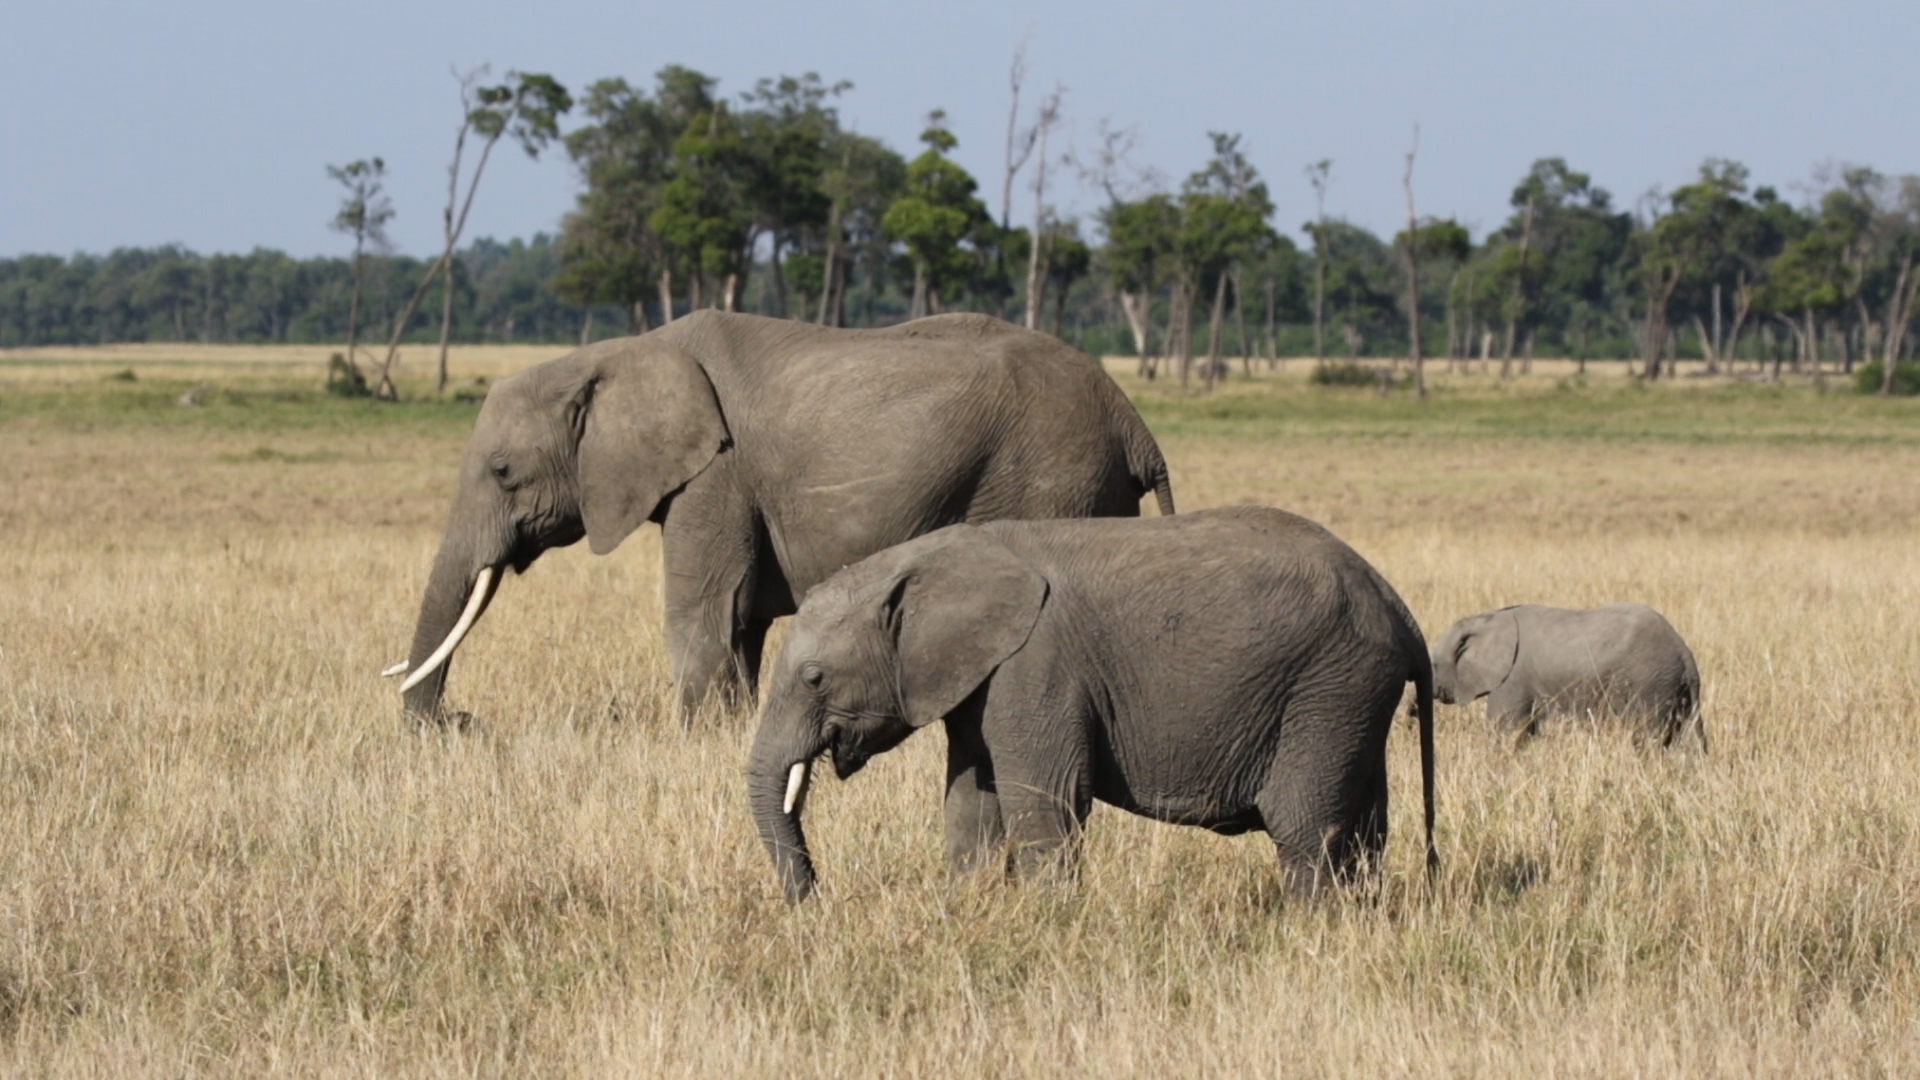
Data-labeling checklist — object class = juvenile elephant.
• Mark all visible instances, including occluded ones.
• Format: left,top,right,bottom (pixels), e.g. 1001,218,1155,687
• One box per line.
748,507,1437,903
391,311,1174,725
1431,604,1705,751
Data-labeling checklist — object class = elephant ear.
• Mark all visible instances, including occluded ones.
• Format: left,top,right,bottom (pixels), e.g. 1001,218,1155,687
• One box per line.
1455,609,1521,700
879,527,1049,727
575,343,729,555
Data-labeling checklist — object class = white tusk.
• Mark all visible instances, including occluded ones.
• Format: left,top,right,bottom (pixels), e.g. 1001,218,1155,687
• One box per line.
399,566,497,694
783,761,811,816
381,660,411,678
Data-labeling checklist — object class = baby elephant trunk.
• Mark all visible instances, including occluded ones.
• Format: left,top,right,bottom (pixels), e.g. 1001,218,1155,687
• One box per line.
748,705,821,903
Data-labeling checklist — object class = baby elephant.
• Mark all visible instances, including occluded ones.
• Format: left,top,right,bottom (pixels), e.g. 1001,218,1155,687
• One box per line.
747,506,1436,903
1431,604,1705,751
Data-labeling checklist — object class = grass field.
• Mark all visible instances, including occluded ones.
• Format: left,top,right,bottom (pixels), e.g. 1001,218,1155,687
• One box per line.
3,344,1918,1076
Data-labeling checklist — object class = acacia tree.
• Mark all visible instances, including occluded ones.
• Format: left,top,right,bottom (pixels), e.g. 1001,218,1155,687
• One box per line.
1101,193,1179,375
325,157,392,388
374,67,571,398
1180,133,1275,392
815,132,906,326
739,73,845,317
882,111,989,318
552,73,688,333
1640,161,1751,380
651,101,757,313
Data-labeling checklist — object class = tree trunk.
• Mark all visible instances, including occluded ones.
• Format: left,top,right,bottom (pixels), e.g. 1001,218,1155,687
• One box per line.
818,198,844,325
722,273,739,313
1176,278,1194,392
1312,228,1327,364
1232,270,1252,378
910,262,929,320
1401,131,1425,398
1642,267,1682,382
436,256,455,394
769,235,787,318
658,268,675,324
1883,253,1916,395
1443,267,1461,372
1120,291,1151,373
1805,308,1819,379
1709,281,1723,373
1023,112,1052,331
1264,275,1278,370
1502,196,1534,377
581,309,594,345
1691,314,1716,371
1204,271,1227,393
344,242,365,380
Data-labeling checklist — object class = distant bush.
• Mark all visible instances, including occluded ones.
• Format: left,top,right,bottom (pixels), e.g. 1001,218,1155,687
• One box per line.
325,353,371,398
104,368,137,382
1310,360,1390,388
1854,360,1920,396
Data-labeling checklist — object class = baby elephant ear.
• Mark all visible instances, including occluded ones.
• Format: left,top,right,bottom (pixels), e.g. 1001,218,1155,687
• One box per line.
1456,609,1521,700
881,527,1049,727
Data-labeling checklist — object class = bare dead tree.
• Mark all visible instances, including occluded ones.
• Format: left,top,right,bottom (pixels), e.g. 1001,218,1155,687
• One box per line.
1023,87,1064,331
1001,37,1038,234
1400,125,1425,399
373,66,570,399
1305,160,1332,364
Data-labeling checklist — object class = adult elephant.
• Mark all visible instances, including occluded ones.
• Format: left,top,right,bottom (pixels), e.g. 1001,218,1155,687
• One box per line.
391,310,1175,725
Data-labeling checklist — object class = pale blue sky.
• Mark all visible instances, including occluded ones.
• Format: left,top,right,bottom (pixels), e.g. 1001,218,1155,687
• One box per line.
2,0,1912,258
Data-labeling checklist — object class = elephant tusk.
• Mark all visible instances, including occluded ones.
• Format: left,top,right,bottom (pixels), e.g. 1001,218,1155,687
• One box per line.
381,660,411,678
399,566,497,694
783,760,811,816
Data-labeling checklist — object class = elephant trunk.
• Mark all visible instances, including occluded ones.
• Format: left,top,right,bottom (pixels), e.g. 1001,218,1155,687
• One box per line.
399,522,503,724
748,700,823,903
1429,644,1458,705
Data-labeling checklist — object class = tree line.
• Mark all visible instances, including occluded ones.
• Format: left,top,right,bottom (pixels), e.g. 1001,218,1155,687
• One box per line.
6,61,1919,396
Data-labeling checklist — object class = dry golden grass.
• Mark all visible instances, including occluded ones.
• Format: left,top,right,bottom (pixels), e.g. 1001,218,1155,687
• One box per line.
3,352,1918,1076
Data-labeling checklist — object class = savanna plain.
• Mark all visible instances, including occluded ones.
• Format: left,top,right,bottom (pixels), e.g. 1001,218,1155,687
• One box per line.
3,346,1918,1077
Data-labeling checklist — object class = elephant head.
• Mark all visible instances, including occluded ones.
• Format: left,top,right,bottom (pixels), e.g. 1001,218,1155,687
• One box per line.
394,338,728,722
747,526,1048,902
1430,608,1520,705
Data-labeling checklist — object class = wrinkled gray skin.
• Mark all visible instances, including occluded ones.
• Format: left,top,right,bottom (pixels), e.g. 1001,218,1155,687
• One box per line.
748,506,1437,904
1431,604,1705,751
400,310,1173,726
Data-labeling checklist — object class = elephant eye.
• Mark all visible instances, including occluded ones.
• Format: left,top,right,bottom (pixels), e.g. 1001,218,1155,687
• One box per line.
489,457,512,483
800,664,826,691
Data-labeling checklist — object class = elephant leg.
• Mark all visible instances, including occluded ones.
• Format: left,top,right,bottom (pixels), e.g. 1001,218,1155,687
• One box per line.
1486,685,1537,745
985,734,1089,880
942,706,1005,875
736,616,774,701
660,465,761,721
1259,695,1395,896
1670,710,1708,754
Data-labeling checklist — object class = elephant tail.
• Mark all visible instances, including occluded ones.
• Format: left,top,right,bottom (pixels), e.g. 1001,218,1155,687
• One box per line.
1126,431,1176,516
1149,462,1175,517
1413,652,1439,877
1672,651,1707,754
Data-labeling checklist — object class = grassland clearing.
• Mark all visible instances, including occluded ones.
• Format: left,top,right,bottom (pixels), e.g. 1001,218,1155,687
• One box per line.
2,348,1917,1076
